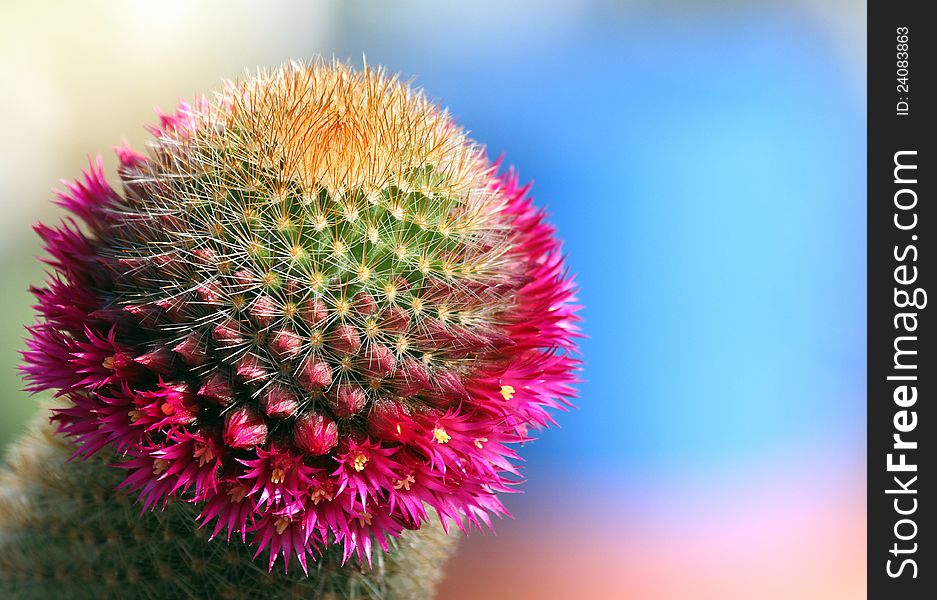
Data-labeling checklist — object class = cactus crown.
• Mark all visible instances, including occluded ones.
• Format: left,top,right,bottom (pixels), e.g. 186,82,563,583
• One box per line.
22,60,580,571
114,62,516,434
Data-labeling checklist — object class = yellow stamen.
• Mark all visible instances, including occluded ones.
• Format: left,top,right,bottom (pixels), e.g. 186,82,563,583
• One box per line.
500,385,515,401
152,459,170,476
274,517,291,535
474,437,488,449
352,453,369,472
270,467,286,485
193,444,215,467
102,356,116,370
393,474,416,491
310,487,334,505
357,512,373,527
227,484,248,503
432,428,451,444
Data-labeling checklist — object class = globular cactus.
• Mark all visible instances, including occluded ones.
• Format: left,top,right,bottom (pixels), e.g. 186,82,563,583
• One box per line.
0,409,458,599
16,59,580,583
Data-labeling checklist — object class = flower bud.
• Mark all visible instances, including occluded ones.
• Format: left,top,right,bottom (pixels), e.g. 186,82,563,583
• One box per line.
331,324,361,354
301,297,328,328
392,358,430,397
358,343,396,379
269,328,303,360
261,385,299,418
235,354,269,382
172,334,207,366
353,292,377,316
223,407,268,448
293,412,338,455
198,371,234,406
328,384,366,418
250,296,278,325
134,346,176,372
212,320,244,346
367,398,413,441
298,358,332,391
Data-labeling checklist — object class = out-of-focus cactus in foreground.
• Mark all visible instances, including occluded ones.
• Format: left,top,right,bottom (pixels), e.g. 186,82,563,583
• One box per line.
0,411,458,599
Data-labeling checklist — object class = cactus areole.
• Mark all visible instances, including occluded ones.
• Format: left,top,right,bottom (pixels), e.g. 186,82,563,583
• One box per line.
22,61,581,571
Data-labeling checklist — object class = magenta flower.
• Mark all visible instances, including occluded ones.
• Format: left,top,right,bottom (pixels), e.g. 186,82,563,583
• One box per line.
21,62,580,571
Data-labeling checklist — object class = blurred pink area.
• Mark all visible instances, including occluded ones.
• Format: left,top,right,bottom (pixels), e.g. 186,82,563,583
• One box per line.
438,459,865,599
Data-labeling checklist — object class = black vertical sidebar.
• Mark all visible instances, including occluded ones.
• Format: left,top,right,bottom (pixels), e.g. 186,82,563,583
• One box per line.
868,1,933,598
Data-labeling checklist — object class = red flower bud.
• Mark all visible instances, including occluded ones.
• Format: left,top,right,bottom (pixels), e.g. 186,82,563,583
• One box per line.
358,343,396,379
298,357,332,391
261,385,299,418
270,328,303,360
172,333,207,366
191,247,218,265
301,297,329,328
233,268,256,288
367,398,414,441
198,371,235,406
124,302,161,326
432,368,469,402
251,295,278,325
223,407,268,448
293,412,338,455
155,294,187,321
235,354,269,382
328,383,366,418
195,281,224,304
212,319,244,345
415,317,453,350
353,292,377,315
331,324,361,354
392,358,430,397
135,346,176,372
380,305,411,333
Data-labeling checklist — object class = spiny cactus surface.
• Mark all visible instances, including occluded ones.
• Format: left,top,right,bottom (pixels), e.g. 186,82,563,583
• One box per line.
0,414,457,599
21,60,580,570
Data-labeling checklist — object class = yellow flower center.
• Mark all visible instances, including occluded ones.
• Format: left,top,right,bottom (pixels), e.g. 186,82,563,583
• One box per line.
270,467,286,484
352,453,369,472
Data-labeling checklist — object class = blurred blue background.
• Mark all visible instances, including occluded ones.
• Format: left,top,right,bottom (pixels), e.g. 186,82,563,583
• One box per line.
0,1,865,597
